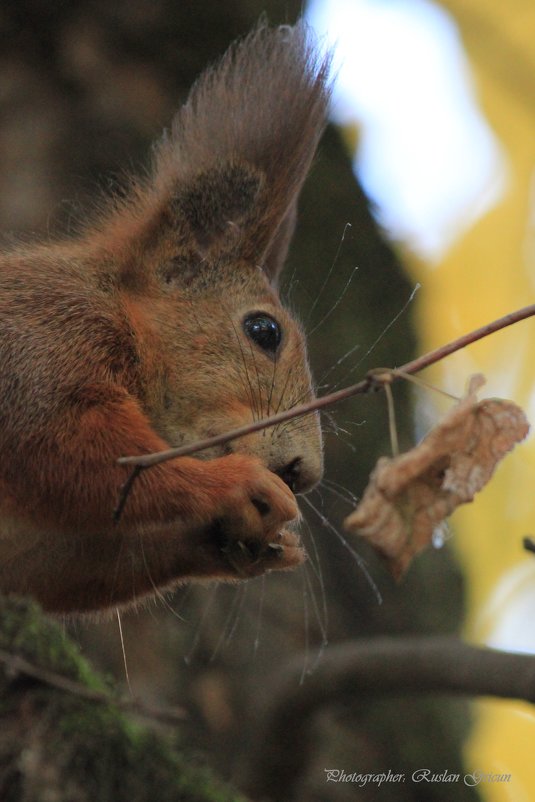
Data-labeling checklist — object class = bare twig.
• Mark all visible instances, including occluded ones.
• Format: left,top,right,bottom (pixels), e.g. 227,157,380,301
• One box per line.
0,647,186,726
115,303,535,516
242,636,535,800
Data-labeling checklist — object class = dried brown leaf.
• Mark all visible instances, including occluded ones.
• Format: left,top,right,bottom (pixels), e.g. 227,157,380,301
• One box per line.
344,375,530,579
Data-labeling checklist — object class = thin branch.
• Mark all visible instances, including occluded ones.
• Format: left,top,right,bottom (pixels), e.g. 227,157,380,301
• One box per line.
114,303,535,516
0,648,186,726
397,303,535,376
119,303,535,469
242,636,535,800
117,376,373,471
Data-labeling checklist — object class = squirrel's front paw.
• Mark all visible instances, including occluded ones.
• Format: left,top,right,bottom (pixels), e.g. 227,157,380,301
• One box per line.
207,455,304,577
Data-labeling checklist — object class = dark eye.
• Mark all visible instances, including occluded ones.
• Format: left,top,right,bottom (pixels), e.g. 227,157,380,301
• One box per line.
243,314,282,355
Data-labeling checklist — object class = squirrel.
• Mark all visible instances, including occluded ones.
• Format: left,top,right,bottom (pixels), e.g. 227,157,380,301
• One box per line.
0,23,331,614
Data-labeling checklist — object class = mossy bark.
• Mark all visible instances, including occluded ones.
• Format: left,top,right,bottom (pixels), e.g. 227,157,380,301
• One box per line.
0,597,247,802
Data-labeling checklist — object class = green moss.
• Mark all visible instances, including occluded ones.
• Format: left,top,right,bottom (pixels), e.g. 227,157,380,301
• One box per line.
0,596,246,802
0,596,104,689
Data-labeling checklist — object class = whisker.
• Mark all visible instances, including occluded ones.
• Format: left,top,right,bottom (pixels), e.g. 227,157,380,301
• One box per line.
225,309,260,423
253,574,266,656
246,336,265,421
301,495,382,604
116,608,132,696
210,583,248,661
136,533,187,622
325,420,352,437
272,364,295,416
170,583,196,620
281,261,309,310
302,564,329,674
338,418,367,430
299,566,310,685
309,486,325,511
183,584,219,665
306,222,352,325
308,264,359,338
273,407,316,429
273,412,318,439
319,413,366,452
315,341,362,390
266,353,279,417
108,528,128,609
320,477,360,507
313,418,361,452
273,410,352,450
301,517,328,642
270,349,356,417
332,282,421,390
272,391,320,431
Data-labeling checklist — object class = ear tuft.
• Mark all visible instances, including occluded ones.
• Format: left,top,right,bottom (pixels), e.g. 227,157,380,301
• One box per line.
153,22,332,271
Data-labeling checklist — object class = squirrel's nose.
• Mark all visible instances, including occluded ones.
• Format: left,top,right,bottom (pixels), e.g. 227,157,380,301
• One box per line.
276,457,302,491
275,456,322,494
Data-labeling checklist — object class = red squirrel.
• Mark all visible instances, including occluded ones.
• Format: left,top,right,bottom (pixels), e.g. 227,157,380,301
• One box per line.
0,23,330,614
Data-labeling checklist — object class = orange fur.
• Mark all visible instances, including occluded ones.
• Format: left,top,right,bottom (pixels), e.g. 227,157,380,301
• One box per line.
0,23,330,613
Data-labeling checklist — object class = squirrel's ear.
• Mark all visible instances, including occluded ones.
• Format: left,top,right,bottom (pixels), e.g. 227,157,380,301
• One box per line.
171,164,295,284
171,162,263,254
152,22,331,276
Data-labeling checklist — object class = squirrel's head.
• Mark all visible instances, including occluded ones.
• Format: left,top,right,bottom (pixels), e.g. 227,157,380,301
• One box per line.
96,23,331,493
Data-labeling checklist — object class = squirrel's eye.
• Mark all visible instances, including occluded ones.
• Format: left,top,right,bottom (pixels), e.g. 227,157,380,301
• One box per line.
243,314,282,355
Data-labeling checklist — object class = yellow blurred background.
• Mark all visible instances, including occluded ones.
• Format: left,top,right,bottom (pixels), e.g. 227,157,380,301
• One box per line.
309,0,535,797
418,2,535,798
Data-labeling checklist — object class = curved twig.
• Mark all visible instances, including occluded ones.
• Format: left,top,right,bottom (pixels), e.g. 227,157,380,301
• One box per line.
242,636,535,800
